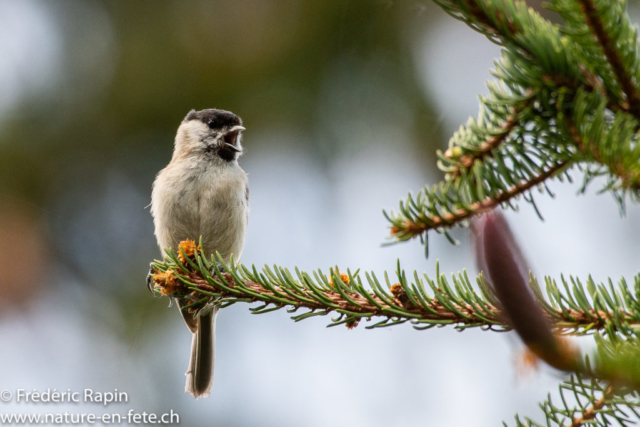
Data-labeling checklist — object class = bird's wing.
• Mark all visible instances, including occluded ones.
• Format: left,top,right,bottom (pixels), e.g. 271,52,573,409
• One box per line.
177,298,199,333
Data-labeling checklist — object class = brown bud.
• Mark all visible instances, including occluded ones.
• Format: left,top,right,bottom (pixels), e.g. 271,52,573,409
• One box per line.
390,283,411,308
345,318,359,329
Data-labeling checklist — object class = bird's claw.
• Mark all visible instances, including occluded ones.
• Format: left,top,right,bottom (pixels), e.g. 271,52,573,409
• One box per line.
146,262,155,292
210,263,226,278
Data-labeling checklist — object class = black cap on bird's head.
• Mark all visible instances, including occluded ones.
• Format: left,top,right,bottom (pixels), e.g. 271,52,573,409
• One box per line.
184,109,242,129
183,109,245,162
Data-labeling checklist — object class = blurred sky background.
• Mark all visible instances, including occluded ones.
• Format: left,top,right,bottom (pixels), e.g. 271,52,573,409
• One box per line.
0,0,639,426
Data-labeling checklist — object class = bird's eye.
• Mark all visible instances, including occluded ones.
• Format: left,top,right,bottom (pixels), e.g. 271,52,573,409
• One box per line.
207,120,218,129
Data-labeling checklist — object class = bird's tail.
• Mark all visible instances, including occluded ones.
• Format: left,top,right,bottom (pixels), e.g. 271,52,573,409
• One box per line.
185,305,219,398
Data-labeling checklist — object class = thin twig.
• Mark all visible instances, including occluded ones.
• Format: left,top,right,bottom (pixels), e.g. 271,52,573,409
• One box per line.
392,161,568,238
446,106,524,177
564,386,614,427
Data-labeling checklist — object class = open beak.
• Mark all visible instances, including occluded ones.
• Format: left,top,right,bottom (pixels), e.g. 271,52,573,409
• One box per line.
223,126,245,152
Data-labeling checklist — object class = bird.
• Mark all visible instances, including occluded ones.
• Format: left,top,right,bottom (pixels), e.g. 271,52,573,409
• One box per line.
150,108,249,398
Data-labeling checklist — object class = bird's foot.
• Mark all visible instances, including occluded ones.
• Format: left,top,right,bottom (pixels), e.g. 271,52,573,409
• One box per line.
210,263,226,278
146,262,155,292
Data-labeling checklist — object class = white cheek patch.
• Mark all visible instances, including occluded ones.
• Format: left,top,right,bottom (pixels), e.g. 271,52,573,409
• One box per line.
176,121,215,154
184,121,212,142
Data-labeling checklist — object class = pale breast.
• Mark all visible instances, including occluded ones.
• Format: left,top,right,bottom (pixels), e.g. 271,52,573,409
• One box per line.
197,163,248,262
151,158,248,263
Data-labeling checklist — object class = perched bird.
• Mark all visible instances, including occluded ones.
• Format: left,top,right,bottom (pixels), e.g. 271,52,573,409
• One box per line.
150,109,249,398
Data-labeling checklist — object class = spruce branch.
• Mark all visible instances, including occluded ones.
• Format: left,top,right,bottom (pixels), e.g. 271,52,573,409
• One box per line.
565,116,640,189
564,385,613,427
513,346,640,425
514,376,639,427
566,90,640,194
576,0,640,116
388,160,569,240
443,94,533,178
388,86,640,243
387,0,640,245
148,240,640,334
385,0,584,243
550,0,640,118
